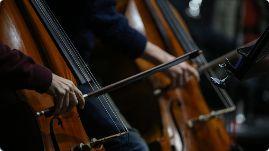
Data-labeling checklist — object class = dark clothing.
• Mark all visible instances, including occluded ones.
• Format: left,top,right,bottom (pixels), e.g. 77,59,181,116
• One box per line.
0,44,52,93
48,0,147,59
0,46,50,150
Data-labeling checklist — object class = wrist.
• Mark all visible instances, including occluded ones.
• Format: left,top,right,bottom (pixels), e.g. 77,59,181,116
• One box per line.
145,42,175,63
163,53,175,62
31,65,53,93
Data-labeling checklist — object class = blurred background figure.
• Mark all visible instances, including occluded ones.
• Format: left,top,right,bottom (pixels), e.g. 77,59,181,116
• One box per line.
170,0,269,150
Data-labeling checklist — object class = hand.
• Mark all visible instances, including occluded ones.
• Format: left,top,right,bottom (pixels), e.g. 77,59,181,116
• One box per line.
143,42,199,86
168,61,199,86
47,73,85,115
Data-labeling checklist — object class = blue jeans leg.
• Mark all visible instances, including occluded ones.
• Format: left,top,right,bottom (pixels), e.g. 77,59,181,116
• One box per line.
78,84,149,151
103,128,149,151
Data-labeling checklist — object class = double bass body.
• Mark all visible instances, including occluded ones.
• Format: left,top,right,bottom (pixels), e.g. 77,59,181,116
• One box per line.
125,0,233,150
0,0,94,150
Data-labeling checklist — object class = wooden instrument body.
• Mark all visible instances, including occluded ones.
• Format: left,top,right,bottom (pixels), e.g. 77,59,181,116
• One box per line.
0,0,232,150
125,0,232,150
0,0,92,150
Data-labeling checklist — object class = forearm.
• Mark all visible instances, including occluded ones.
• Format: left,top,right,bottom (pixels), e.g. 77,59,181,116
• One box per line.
142,42,199,83
142,42,175,64
0,44,52,92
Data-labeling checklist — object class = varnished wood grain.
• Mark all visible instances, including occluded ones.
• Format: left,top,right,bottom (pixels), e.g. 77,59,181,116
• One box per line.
0,0,93,150
126,0,232,150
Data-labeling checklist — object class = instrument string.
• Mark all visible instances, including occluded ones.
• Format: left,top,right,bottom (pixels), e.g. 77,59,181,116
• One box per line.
38,0,122,135
53,9,129,134
157,0,235,108
37,0,121,134
35,0,128,135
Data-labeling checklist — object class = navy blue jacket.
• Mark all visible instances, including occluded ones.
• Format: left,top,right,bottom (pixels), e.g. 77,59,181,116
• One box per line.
49,0,147,59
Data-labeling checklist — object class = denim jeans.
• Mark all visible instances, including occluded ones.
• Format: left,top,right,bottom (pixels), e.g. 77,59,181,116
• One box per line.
78,84,149,151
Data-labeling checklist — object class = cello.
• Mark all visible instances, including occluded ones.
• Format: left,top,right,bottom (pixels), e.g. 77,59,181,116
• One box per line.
125,0,236,150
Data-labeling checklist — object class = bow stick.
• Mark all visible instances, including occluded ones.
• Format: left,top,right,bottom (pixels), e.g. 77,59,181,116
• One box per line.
36,50,202,116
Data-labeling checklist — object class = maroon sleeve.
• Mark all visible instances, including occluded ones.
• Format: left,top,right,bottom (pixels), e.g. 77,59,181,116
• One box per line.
0,44,52,93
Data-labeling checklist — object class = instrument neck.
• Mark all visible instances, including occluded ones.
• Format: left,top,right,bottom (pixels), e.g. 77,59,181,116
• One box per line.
31,0,91,85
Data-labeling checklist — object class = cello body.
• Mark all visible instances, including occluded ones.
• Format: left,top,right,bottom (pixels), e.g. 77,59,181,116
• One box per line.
0,0,95,150
125,0,233,150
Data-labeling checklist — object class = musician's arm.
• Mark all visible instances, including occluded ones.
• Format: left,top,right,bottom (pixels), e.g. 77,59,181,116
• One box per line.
142,42,199,84
0,44,84,114
86,0,199,84
85,0,147,59
0,44,52,92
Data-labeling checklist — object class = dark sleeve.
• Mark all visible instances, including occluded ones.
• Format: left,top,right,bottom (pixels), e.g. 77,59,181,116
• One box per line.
85,0,147,59
0,44,52,93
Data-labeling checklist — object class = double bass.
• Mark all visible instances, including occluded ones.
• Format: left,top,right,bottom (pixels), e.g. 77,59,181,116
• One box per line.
0,0,128,150
124,0,236,150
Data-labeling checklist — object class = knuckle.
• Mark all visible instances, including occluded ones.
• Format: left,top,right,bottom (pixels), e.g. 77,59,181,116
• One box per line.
65,87,71,92
68,82,73,87
61,90,67,95
68,81,74,86
58,91,64,96
71,82,76,87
